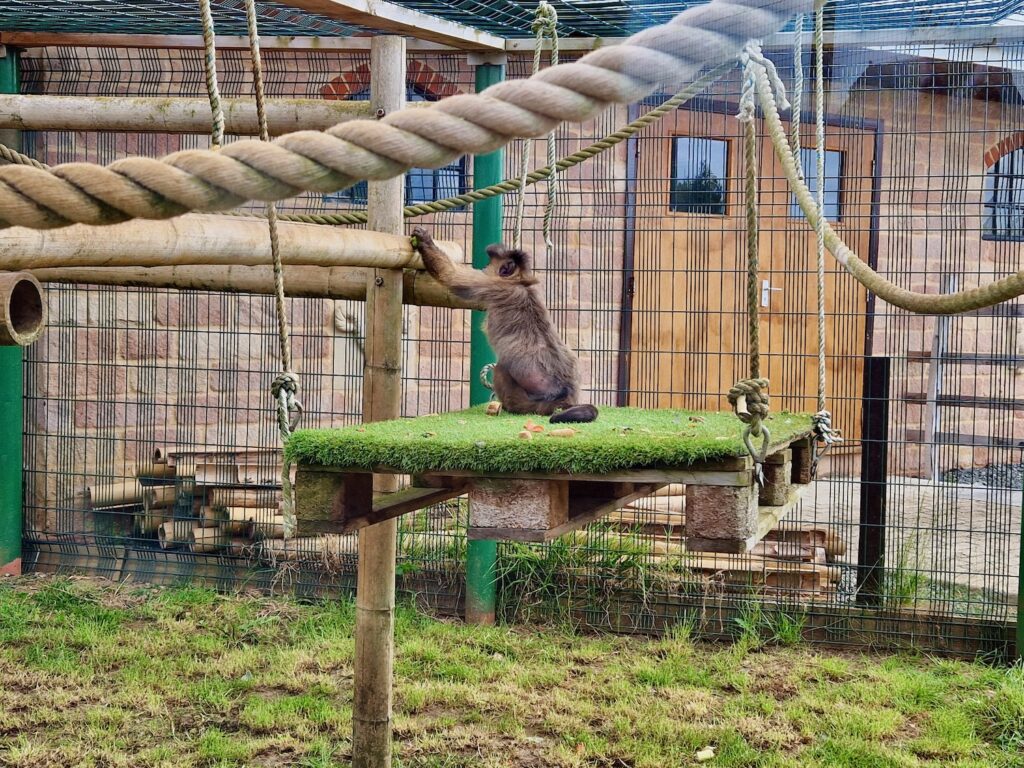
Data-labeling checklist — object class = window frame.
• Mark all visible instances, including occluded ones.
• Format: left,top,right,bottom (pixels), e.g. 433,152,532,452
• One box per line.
789,146,845,223
321,83,470,209
668,135,730,217
983,146,1024,243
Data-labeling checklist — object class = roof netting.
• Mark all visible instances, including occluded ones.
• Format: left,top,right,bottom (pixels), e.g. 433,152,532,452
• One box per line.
0,0,1022,40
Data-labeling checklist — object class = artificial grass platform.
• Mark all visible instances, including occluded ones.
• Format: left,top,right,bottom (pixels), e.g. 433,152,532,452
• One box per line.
288,406,813,476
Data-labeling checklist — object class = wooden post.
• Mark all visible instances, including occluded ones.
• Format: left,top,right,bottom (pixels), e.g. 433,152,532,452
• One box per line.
0,49,23,576
352,35,405,768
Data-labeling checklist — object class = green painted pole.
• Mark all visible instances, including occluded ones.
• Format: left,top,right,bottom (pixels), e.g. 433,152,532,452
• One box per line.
0,48,23,576
1018,482,1023,658
465,60,503,625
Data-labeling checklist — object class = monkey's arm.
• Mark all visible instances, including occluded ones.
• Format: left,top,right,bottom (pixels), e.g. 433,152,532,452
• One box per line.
411,226,493,300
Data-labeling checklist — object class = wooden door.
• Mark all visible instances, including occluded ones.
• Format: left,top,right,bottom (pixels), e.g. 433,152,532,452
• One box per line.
628,106,875,441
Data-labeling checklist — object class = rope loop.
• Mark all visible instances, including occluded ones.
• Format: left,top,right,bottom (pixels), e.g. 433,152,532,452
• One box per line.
727,378,770,434
810,408,842,477
271,370,303,435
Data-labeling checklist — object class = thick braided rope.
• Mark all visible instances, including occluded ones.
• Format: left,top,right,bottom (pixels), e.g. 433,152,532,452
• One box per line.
0,0,811,231
752,55,1024,314
0,143,49,171
267,63,734,227
198,0,225,149
243,0,300,540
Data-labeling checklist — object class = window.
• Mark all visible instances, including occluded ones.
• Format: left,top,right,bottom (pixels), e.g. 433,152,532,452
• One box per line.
670,137,728,214
323,85,469,207
789,148,843,221
984,147,1024,241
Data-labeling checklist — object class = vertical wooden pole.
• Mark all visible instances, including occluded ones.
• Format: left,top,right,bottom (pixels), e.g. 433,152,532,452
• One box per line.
0,47,23,577
464,59,504,626
353,35,405,768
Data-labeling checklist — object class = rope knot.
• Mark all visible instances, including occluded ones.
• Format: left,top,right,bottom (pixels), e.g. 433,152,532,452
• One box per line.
727,377,770,434
812,409,842,446
271,371,303,435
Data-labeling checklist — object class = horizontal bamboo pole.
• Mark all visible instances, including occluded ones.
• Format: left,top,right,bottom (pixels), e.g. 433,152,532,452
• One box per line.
87,479,143,508
0,94,391,135
0,272,46,346
30,264,478,310
0,214,461,271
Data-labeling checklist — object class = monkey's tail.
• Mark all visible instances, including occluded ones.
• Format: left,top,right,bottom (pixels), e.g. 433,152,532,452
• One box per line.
550,405,598,424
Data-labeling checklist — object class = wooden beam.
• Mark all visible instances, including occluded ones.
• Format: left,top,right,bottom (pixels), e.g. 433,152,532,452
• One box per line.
0,31,457,51
0,214,464,270
28,265,479,310
273,0,505,50
0,94,376,135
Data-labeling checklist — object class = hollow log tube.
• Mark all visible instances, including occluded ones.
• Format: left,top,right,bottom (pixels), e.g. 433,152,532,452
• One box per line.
0,272,47,347
352,35,405,768
0,52,23,576
464,60,504,626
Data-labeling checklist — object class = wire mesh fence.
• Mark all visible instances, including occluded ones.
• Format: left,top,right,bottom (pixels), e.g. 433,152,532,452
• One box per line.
12,31,1024,658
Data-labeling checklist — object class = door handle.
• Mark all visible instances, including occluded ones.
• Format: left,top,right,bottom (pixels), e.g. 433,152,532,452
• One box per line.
761,279,782,308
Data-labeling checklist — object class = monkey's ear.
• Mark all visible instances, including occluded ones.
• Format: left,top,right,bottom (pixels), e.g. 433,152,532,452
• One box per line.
485,243,507,260
507,248,533,272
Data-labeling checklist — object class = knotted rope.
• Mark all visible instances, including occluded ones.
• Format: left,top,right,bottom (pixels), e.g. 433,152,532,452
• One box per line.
0,0,811,231
733,41,789,480
513,1,560,251
242,0,301,538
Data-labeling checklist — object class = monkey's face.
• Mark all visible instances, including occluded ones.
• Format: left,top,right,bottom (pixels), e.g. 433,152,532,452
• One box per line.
485,243,535,283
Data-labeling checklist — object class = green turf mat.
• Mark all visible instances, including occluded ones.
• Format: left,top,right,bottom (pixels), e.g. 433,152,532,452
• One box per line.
287,406,812,476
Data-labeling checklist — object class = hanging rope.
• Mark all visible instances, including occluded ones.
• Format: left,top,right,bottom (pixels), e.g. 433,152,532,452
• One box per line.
732,41,789,483
790,13,804,178
513,1,559,250
242,0,301,539
809,0,841,472
197,0,225,149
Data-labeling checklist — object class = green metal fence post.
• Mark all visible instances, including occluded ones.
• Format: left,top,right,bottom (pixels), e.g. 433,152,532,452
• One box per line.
0,47,23,576
465,59,504,625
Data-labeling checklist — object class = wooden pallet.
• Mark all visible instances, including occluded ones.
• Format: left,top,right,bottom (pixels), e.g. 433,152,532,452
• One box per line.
294,435,812,550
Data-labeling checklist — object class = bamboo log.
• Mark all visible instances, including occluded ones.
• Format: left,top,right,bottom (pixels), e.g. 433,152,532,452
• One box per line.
0,272,46,346
0,94,377,135
158,520,194,549
135,462,176,480
653,483,685,498
87,479,143,508
0,214,462,271
254,515,287,539
217,506,281,536
143,486,177,511
191,526,228,553
30,264,478,310
207,487,281,508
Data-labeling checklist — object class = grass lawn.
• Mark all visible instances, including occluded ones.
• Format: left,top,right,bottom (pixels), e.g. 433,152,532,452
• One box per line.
0,576,1021,768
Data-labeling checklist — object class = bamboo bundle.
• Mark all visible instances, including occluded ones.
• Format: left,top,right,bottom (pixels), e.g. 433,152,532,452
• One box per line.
192,526,228,553
216,506,282,536
135,485,177,535
87,479,143,508
199,505,228,527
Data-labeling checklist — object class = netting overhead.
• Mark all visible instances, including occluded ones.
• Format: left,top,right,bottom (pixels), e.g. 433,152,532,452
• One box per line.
1,0,1022,38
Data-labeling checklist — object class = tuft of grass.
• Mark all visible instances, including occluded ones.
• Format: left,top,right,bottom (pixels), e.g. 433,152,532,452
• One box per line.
287,405,813,475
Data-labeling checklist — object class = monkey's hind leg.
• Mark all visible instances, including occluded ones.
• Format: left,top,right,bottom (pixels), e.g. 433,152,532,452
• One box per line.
550,404,598,423
491,364,551,417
